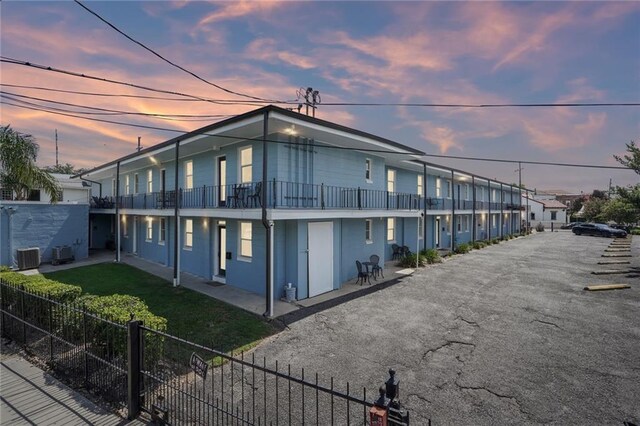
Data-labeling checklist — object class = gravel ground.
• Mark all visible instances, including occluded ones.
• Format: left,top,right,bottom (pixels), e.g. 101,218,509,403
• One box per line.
255,231,640,425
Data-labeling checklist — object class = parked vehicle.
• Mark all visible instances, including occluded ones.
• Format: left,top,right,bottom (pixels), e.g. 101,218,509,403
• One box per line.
561,222,582,229
572,223,627,238
610,224,632,233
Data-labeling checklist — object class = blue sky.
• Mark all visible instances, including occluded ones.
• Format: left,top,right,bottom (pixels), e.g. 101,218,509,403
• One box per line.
1,1,638,193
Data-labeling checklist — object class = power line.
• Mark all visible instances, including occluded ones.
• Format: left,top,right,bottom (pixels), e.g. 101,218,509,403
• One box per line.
321,101,640,108
0,91,233,121
74,0,285,104
0,57,271,107
3,100,634,171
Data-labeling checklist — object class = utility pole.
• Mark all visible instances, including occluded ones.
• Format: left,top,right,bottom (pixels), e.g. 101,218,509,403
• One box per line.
55,129,59,167
296,87,321,117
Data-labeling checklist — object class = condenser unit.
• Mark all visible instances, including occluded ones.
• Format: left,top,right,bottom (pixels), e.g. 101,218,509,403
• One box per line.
52,246,74,265
16,248,40,270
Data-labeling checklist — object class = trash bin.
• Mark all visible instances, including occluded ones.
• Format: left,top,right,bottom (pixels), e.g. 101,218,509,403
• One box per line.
285,283,296,302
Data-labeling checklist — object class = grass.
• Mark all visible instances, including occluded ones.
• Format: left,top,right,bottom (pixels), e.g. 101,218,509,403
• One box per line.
44,263,279,353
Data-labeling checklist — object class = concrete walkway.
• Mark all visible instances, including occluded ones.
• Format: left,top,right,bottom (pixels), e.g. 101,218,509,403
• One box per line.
0,343,140,425
33,250,414,319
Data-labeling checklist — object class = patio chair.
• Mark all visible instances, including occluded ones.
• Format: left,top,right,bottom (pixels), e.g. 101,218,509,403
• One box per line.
402,246,412,256
391,244,402,260
247,182,262,207
227,185,246,208
355,260,371,285
369,254,384,279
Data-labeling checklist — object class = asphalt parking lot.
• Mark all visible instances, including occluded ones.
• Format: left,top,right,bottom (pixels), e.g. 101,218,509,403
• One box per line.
256,231,639,425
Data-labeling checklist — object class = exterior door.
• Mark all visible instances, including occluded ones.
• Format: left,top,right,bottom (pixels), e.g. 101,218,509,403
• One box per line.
435,217,441,248
133,216,138,254
218,156,226,207
217,224,226,276
308,222,334,298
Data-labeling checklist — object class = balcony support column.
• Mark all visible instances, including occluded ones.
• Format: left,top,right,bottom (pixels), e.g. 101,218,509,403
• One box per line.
115,161,121,263
471,175,476,244
173,140,180,287
451,170,455,252
260,110,273,318
500,183,504,240
423,163,427,251
487,180,491,241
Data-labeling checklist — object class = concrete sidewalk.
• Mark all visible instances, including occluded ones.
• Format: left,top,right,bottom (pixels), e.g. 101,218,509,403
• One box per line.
1,343,141,425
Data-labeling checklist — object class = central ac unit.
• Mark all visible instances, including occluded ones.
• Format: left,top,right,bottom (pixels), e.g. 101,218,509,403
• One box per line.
17,248,40,270
52,246,74,265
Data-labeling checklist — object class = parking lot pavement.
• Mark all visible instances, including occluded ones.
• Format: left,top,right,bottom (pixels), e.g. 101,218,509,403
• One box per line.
256,231,640,425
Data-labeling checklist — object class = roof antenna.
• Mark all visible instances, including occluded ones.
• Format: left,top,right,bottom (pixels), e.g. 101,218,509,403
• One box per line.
137,136,143,152
55,129,59,166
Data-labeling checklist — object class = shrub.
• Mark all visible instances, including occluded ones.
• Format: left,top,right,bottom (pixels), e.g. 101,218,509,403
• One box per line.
0,271,82,302
420,248,442,264
0,265,11,273
535,223,545,232
454,243,471,254
396,253,427,268
491,238,500,245
631,228,640,235
472,241,484,250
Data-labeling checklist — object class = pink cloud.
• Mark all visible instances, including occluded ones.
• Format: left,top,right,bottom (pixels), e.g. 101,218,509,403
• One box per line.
245,39,316,69
197,1,285,27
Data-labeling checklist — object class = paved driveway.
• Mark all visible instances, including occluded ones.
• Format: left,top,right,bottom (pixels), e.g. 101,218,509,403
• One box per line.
255,232,639,425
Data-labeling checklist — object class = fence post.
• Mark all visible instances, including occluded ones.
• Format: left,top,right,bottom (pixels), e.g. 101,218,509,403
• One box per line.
20,285,26,344
321,183,325,209
82,306,89,387
48,294,54,363
127,319,142,420
358,187,362,209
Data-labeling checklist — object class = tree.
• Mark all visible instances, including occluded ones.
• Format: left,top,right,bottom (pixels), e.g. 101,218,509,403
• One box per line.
0,125,61,201
582,197,606,222
42,163,87,175
614,140,640,175
601,198,639,225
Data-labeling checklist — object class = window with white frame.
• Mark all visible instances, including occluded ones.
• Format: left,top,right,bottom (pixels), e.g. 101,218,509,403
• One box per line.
122,216,128,237
185,160,193,189
457,216,462,232
125,175,130,195
417,175,424,196
365,159,372,182
147,170,153,193
387,169,396,193
464,184,470,200
159,218,166,244
478,186,484,201
551,211,557,220
387,218,395,242
240,221,252,258
492,214,497,227
446,180,451,198
464,215,470,232
134,173,139,194
240,147,252,184
436,178,442,197
184,219,193,248
418,216,424,239
365,219,373,243
492,189,497,202
112,179,116,196
146,218,153,241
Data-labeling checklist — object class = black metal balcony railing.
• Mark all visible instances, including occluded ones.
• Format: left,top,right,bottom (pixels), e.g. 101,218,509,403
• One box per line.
93,180,520,213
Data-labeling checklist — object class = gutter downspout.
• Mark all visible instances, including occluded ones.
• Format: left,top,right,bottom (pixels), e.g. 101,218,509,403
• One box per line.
79,177,102,198
115,162,121,263
500,183,504,240
471,176,476,244
450,170,455,252
423,163,427,251
260,111,273,318
173,140,180,287
487,180,491,241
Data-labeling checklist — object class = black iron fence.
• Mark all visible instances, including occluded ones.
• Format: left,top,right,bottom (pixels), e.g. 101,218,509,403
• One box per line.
1,281,415,425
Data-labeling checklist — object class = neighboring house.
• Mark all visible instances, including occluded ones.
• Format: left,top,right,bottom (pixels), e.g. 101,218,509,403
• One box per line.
0,174,90,268
523,196,567,229
78,105,523,311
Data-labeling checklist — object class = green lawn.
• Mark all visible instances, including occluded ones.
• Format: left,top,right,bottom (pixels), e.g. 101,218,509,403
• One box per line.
45,263,279,353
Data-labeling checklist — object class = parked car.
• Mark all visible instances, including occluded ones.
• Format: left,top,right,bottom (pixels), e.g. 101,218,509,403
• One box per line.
572,223,627,238
610,224,632,233
561,222,582,229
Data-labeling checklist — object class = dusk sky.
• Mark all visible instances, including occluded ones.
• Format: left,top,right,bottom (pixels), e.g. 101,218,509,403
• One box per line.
1,1,638,194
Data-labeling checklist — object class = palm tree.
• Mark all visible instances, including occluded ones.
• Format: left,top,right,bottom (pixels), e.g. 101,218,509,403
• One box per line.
0,125,61,201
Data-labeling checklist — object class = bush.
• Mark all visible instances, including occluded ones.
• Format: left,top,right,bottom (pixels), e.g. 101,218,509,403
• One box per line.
535,223,545,232
472,241,485,250
396,253,427,267
420,248,442,264
631,228,640,235
0,265,11,273
491,238,500,245
0,271,82,302
79,294,167,363
454,243,471,254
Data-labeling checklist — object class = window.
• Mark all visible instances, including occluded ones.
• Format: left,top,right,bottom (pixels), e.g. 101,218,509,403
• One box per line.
387,169,396,192
365,159,372,182
418,216,424,239
478,187,484,201
112,179,116,196
125,175,130,195
240,221,252,258
184,219,193,248
492,214,497,227
365,219,373,243
146,218,153,241
551,211,557,220
531,212,536,220
387,218,395,242
159,218,166,244
240,147,252,184
122,216,128,237
27,189,41,201
417,175,424,196
446,180,451,198
464,184,470,200
436,178,441,197
185,160,193,189
464,216,470,232
491,189,497,202
134,173,139,194
457,216,462,233
53,190,63,202
147,170,153,193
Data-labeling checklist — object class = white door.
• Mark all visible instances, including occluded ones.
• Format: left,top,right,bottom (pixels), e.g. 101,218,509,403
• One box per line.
308,222,334,297
435,217,441,247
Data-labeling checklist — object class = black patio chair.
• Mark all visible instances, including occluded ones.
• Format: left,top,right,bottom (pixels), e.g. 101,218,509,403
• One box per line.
247,182,262,207
355,260,372,285
391,244,402,260
369,254,384,279
402,246,412,256
227,185,246,208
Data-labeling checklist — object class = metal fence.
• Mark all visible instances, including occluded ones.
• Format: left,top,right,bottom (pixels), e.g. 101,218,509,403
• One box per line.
0,281,414,425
